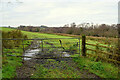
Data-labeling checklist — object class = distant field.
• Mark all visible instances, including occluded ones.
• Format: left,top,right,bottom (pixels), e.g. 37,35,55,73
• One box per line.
1,27,117,42
1,27,72,38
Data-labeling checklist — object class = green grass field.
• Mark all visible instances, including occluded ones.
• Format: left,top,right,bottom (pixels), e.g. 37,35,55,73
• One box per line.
1,27,119,78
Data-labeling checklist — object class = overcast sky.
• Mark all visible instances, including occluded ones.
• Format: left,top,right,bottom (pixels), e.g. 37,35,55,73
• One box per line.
0,0,119,27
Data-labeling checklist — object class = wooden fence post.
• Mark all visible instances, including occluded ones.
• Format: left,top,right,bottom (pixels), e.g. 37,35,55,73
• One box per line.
96,43,99,54
95,43,100,61
82,35,86,56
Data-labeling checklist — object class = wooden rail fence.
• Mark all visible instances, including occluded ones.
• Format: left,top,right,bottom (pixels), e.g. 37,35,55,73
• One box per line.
82,35,120,64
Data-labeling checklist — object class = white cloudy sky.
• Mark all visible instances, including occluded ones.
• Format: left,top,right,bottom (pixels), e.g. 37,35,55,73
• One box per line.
0,0,119,27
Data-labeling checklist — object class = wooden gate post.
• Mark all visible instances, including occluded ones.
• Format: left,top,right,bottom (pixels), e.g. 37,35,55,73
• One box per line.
82,35,86,57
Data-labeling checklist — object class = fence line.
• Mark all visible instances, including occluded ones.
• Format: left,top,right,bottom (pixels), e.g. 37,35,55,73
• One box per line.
86,53,120,64
86,48,120,57
82,35,120,64
86,43,113,49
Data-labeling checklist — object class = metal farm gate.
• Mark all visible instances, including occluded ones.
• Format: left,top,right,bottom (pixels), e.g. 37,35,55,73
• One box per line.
2,38,80,61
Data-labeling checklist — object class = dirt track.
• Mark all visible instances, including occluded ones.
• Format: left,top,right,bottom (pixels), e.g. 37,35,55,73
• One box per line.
16,57,100,78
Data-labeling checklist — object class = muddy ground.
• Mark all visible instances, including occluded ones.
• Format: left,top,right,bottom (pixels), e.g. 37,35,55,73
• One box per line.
15,40,101,78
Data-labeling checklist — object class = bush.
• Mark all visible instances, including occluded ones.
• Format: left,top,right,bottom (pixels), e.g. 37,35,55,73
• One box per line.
2,29,27,48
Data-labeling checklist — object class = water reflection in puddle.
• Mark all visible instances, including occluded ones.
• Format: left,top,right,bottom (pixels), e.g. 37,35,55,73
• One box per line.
24,49,41,60
62,52,71,57
63,54,71,57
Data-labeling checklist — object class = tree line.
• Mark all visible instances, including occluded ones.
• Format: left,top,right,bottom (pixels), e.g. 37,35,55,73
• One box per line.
18,23,118,38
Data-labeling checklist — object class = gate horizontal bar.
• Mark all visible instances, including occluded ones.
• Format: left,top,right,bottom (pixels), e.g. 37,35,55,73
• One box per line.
7,54,78,59
3,52,22,53
2,38,80,40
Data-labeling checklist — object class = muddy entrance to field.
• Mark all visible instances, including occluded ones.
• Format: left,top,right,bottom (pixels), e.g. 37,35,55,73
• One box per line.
23,38,80,60
16,38,100,78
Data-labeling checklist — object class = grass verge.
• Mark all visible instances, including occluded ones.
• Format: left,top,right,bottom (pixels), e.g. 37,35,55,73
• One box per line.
73,57,119,78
